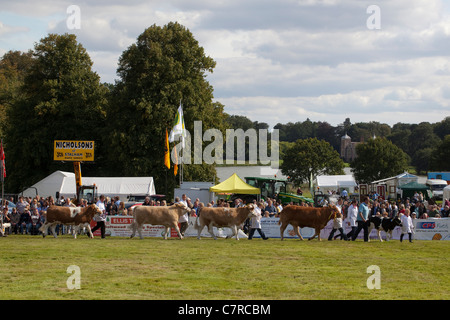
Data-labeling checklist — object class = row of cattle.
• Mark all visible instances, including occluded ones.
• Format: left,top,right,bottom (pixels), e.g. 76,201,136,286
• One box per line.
39,203,402,241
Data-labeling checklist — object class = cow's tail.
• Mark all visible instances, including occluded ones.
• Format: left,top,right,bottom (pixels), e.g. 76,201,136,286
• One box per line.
128,206,138,234
278,211,284,225
38,216,48,232
192,206,204,230
193,216,200,230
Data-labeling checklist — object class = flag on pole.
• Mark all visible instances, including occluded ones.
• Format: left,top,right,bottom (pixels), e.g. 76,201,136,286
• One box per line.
169,103,186,148
173,144,178,176
0,140,5,179
164,129,170,169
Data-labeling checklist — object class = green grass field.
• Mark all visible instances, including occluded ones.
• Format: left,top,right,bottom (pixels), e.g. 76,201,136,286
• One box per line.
0,235,448,300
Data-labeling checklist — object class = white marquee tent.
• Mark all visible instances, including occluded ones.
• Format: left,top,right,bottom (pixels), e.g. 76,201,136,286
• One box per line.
21,171,156,201
316,175,357,191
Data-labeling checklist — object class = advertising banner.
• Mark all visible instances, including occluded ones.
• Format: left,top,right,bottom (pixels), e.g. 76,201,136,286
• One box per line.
413,218,450,240
54,140,95,162
105,216,166,237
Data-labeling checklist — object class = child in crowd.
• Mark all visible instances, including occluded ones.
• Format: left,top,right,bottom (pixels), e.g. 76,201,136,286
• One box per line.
400,208,414,243
328,211,347,241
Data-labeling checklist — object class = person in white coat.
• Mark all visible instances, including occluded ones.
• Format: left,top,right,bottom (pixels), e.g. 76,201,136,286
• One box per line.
178,194,191,236
248,201,268,240
400,208,414,243
91,195,106,238
328,210,348,241
345,199,358,241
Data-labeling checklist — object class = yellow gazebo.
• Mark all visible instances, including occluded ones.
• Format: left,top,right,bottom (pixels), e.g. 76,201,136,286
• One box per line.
209,173,260,195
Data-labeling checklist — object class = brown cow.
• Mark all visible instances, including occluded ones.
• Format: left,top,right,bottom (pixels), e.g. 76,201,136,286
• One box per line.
279,205,340,241
129,203,190,239
194,204,257,240
39,204,102,239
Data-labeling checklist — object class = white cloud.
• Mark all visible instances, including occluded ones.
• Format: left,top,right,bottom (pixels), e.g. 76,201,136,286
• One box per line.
0,21,29,36
1,0,449,127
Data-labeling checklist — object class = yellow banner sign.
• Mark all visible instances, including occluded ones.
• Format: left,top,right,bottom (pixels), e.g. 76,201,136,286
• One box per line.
54,140,95,162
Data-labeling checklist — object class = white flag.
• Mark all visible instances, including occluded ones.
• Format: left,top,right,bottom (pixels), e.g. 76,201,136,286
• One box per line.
169,104,186,148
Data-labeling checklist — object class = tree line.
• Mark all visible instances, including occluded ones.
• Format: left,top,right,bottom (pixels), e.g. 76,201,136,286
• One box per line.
226,115,450,184
274,116,450,173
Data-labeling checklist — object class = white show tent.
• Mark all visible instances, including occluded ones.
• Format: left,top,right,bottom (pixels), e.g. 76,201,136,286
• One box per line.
22,171,156,201
316,175,357,192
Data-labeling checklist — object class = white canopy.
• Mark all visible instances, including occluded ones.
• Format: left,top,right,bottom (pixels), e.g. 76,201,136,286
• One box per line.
22,171,156,201
371,172,418,186
316,175,357,188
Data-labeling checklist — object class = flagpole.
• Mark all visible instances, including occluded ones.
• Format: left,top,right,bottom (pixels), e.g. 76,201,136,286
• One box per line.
168,100,185,187
180,100,183,186
181,146,183,185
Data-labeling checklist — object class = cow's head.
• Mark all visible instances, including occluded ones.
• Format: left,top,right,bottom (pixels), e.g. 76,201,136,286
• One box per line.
328,204,340,220
392,216,402,227
174,202,190,216
246,204,258,217
90,204,103,218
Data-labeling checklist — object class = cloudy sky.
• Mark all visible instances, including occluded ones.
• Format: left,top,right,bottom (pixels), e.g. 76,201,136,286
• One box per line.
1,0,450,128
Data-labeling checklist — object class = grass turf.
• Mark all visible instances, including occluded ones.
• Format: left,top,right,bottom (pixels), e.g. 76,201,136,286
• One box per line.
0,235,448,300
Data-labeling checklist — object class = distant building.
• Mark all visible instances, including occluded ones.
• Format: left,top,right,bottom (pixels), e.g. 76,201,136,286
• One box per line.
340,133,360,162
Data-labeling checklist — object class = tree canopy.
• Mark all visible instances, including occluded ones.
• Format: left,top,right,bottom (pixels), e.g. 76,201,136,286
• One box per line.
351,137,409,184
5,34,108,192
431,135,450,171
105,22,227,196
280,138,345,187
0,50,34,138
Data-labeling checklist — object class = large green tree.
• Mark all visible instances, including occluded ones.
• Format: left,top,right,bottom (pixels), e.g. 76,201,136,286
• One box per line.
5,33,108,192
433,117,450,140
351,137,409,184
431,135,450,171
0,50,34,138
106,22,227,196
280,138,345,187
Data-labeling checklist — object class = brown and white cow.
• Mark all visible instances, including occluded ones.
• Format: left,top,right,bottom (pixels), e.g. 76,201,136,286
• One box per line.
279,205,340,241
39,204,102,239
194,204,257,240
129,203,190,240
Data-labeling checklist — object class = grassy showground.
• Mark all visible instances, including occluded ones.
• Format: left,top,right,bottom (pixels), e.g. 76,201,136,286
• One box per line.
0,235,448,300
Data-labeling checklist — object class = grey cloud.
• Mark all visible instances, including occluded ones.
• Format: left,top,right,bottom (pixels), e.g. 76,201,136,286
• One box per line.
1,0,449,127
198,1,367,31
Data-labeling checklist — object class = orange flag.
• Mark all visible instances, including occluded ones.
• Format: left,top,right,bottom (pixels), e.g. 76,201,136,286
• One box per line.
173,144,178,176
164,129,170,169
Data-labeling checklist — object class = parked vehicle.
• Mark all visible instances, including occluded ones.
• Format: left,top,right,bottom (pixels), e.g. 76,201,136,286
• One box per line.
426,179,448,200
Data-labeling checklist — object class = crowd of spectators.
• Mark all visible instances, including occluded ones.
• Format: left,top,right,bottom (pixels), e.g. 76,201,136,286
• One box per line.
320,189,450,219
1,195,59,236
0,190,448,237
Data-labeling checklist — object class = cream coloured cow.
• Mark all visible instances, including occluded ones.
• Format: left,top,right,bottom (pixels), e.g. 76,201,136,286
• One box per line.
129,203,190,239
194,204,257,240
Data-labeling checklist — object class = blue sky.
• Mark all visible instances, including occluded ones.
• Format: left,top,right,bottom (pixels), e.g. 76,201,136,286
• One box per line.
1,0,450,128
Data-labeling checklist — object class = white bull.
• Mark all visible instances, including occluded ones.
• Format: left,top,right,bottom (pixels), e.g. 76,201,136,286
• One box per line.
194,204,257,240
130,203,190,239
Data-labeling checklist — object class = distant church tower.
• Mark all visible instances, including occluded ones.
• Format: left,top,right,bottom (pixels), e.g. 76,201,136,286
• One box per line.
340,133,358,162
